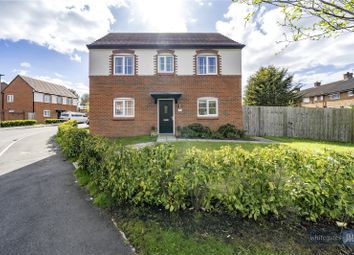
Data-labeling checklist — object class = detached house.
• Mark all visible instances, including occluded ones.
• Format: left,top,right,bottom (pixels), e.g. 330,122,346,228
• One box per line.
301,72,354,108
88,33,244,137
2,75,78,122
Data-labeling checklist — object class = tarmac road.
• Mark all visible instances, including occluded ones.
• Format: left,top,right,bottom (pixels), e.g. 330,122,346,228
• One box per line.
0,126,133,255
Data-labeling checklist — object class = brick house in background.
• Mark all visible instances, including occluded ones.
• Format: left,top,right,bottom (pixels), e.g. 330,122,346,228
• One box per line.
87,33,244,137
0,82,8,119
2,75,78,122
301,72,354,108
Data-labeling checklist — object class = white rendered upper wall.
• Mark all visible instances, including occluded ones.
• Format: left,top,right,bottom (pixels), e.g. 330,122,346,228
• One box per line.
89,49,242,76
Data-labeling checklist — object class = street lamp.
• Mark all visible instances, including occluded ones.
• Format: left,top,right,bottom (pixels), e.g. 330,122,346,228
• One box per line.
0,74,4,123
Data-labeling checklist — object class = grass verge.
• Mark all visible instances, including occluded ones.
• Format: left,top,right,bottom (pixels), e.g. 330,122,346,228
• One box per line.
113,135,157,146
266,136,354,152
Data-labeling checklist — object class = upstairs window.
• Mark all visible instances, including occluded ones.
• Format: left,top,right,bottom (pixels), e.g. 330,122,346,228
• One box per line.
114,55,134,75
158,55,174,73
113,98,135,118
329,93,340,100
197,55,217,75
197,97,218,117
57,96,63,104
43,94,51,103
7,95,14,103
348,90,354,97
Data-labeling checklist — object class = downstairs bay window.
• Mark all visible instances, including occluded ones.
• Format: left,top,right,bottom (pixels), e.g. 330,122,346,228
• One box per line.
113,98,135,118
197,97,218,117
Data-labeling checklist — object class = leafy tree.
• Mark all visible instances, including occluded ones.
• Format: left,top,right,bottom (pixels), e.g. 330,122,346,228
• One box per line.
68,88,79,98
233,0,354,40
244,66,301,106
80,93,89,106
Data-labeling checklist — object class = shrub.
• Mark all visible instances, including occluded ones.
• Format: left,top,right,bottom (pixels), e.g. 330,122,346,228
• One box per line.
180,123,246,140
216,124,246,139
56,120,87,159
45,119,65,124
56,124,354,222
0,120,37,127
180,123,211,138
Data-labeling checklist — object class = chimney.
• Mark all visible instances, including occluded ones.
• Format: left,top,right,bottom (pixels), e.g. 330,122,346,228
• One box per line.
343,72,353,80
314,81,321,87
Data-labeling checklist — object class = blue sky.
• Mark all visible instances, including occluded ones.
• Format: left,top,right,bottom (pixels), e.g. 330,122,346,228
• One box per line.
1,0,353,97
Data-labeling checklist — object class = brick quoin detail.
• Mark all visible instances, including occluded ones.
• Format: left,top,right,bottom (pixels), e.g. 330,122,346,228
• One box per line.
89,75,242,137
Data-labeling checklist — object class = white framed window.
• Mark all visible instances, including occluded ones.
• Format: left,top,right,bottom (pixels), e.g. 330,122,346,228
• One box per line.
303,97,310,103
7,95,14,103
43,94,51,103
43,110,51,117
57,96,63,104
197,55,217,75
314,96,318,102
67,98,73,105
348,90,354,97
158,55,174,73
329,93,340,100
197,97,218,117
113,98,135,117
114,55,134,75
319,95,324,101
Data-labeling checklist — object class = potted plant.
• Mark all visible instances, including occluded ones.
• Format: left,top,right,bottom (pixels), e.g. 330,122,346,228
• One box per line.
150,126,157,137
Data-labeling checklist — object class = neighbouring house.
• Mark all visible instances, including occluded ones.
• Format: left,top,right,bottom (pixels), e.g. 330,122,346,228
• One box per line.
301,72,354,108
0,82,8,121
2,75,78,122
87,33,244,137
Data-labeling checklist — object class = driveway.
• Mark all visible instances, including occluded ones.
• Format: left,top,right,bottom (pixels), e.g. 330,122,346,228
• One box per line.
0,126,133,255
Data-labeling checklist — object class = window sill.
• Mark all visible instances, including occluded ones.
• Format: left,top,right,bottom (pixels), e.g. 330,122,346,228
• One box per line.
157,73,175,76
197,116,219,120
112,117,135,121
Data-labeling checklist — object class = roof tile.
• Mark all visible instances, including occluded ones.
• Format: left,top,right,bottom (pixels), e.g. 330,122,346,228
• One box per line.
19,76,78,98
87,33,244,49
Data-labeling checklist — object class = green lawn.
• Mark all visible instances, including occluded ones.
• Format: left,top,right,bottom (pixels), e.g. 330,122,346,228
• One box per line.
111,135,354,154
113,135,156,146
266,136,354,153
172,141,272,156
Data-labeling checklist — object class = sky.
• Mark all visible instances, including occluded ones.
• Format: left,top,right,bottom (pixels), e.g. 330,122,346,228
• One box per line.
0,0,354,97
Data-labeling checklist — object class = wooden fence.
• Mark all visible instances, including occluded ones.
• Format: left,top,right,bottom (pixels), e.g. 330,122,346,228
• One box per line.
243,106,354,142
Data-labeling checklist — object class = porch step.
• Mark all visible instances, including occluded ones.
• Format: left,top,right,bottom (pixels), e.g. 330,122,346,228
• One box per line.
157,135,177,143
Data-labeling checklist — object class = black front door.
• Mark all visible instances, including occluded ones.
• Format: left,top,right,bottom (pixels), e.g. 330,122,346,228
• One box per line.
159,100,173,133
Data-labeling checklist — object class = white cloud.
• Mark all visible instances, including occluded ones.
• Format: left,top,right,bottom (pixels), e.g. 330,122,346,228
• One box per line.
127,0,189,32
70,53,82,63
216,3,354,90
0,0,126,58
20,62,31,68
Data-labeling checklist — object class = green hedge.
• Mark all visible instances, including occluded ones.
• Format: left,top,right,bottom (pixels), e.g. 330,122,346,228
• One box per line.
0,120,37,127
56,123,354,222
45,119,66,124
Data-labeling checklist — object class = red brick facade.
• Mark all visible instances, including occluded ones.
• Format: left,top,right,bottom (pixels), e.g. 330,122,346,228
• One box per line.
90,75,243,137
2,76,76,122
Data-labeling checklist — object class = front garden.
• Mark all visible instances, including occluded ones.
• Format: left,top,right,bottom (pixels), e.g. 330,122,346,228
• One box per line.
57,121,354,255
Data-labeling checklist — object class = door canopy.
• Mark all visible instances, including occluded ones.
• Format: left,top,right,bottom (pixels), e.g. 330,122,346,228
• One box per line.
150,92,182,104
